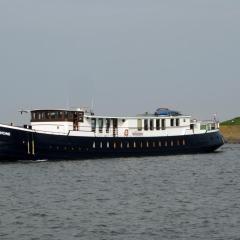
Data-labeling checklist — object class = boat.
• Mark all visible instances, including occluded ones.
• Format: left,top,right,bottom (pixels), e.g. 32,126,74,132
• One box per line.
0,107,224,161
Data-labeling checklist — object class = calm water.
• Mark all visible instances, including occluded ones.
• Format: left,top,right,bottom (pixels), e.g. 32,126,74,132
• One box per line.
0,144,240,240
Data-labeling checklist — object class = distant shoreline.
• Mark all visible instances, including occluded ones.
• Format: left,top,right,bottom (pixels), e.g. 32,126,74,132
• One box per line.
220,125,240,144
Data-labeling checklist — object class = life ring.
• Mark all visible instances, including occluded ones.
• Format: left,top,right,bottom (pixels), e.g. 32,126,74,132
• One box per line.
124,129,129,137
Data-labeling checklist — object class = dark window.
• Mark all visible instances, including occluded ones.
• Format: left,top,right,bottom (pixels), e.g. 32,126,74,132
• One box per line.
161,119,166,130
144,119,148,131
150,119,154,130
171,119,174,127
98,119,103,133
91,118,96,132
176,119,180,127
106,119,110,133
156,119,160,130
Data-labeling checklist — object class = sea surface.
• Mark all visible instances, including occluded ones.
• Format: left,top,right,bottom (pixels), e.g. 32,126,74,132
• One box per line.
0,144,240,240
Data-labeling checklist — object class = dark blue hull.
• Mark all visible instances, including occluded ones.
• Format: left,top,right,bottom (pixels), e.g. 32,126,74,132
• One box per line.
0,125,224,161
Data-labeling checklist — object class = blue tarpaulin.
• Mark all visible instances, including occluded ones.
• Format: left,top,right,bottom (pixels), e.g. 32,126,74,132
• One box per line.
155,108,181,116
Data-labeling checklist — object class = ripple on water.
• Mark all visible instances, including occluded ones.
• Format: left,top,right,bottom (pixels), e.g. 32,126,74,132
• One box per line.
0,144,240,240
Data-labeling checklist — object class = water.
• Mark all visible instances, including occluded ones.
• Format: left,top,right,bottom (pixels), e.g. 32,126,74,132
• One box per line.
0,144,240,240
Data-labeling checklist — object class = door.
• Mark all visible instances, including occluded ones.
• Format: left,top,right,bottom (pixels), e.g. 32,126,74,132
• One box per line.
112,119,118,137
73,112,79,131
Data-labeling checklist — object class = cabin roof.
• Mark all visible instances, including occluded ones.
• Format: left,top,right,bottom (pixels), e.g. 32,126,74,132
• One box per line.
30,108,86,112
85,114,191,120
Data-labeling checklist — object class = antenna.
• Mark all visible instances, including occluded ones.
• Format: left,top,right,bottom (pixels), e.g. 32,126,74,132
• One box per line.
65,81,70,110
91,97,95,115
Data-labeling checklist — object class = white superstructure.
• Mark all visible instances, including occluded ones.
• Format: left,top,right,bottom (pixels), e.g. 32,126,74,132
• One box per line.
29,108,219,137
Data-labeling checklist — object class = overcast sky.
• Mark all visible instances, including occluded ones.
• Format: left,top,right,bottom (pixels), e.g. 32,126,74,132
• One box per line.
0,0,239,124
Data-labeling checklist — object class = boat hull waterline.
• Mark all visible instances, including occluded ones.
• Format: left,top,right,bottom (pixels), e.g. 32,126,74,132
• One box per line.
0,125,224,161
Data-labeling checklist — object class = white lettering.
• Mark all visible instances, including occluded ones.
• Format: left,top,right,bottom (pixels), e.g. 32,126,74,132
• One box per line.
0,131,11,137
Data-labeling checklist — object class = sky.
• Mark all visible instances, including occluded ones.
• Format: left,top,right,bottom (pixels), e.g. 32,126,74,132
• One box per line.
0,0,239,124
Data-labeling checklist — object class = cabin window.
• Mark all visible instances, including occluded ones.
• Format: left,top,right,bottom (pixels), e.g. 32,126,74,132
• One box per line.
156,119,160,130
91,119,96,132
150,119,154,131
64,111,68,120
144,119,148,131
59,111,64,120
98,119,103,133
31,110,84,122
68,112,73,121
52,112,57,120
161,119,166,130
106,119,110,133
137,119,143,131
176,119,180,127
170,119,174,127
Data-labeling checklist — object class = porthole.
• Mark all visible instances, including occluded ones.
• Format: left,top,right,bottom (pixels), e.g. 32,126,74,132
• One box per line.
159,141,161,147
165,141,168,147
171,141,173,147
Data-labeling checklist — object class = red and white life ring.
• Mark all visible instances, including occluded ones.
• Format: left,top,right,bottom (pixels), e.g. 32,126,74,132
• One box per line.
124,129,129,137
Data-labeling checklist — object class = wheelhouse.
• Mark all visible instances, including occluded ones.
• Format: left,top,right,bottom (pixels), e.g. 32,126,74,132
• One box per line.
31,110,84,123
